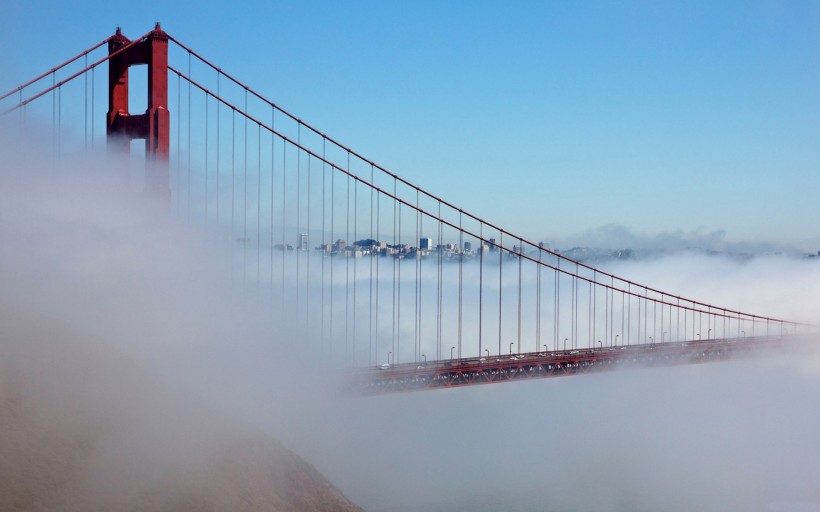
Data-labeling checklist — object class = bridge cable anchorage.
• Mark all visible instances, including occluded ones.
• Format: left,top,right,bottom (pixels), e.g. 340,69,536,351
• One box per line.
188,51,192,223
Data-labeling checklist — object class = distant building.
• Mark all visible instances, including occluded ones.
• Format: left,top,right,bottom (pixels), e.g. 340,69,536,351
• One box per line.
334,239,346,253
463,241,472,253
419,237,432,251
489,238,497,252
298,233,309,251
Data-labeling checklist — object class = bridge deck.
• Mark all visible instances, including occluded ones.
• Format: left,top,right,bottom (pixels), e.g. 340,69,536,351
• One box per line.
353,336,792,394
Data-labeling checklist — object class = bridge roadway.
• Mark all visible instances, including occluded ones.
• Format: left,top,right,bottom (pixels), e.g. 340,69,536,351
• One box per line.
354,336,792,394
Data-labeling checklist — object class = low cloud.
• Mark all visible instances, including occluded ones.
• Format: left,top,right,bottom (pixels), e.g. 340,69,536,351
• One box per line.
548,223,815,255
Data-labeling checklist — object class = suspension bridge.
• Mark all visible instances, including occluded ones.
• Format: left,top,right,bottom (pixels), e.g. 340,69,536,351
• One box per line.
1,25,814,393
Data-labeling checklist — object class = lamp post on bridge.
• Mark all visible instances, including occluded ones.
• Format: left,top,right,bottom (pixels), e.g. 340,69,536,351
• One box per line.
387,351,392,366
615,334,619,347
662,331,667,343
509,342,514,357
543,344,547,354
485,348,490,360
597,340,602,349
451,346,456,361
421,354,426,365
648,336,653,344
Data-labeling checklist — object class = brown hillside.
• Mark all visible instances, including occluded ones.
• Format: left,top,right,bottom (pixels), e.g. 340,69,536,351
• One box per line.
0,305,363,512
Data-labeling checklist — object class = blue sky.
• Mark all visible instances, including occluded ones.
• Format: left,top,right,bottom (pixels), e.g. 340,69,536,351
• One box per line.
2,0,818,249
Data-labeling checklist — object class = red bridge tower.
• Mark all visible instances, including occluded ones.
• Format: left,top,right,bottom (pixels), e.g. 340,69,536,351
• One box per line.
106,23,170,199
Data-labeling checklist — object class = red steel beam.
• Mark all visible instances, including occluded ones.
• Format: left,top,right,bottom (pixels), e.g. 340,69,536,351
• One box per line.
352,336,799,394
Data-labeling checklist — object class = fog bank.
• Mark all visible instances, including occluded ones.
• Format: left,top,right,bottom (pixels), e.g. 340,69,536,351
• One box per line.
2,129,819,512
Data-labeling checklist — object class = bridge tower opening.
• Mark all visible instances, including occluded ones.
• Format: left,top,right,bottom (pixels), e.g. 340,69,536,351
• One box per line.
106,23,170,200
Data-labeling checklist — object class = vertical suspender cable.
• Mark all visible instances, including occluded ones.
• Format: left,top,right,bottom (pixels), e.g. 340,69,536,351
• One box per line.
574,273,579,349
396,189,402,364
392,178,397,364
610,283,615,346
217,76,221,225
621,284,625,346
205,94,209,221
605,277,609,346
536,245,542,352
257,123,262,284
329,142,334,359
588,277,592,349
437,201,442,360
231,109,235,243
353,164,358,364
518,238,524,354
91,66,95,148
270,108,275,294
84,54,88,149
479,224,484,356
415,190,420,362
375,191,381,364
187,52,191,221
321,138,326,353
295,125,301,322
458,212,463,359
177,74,182,213
369,165,374,365
418,197,423,361
645,287,649,343
57,86,61,159
660,293,664,342
281,141,287,322
306,153,312,340
243,90,248,281
345,153,351,364
678,299,682,342
593,271,597,349
517,238,522,353
498,232,503,358
51,72,55,157
627,284,631,345
653,295,657,342
555,258,559,350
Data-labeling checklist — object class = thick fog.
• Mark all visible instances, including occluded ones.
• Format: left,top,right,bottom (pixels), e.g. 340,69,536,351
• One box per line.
2,128,819,512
